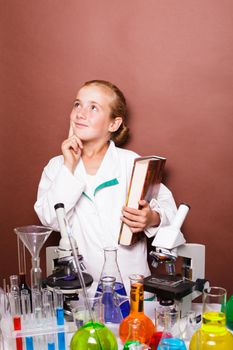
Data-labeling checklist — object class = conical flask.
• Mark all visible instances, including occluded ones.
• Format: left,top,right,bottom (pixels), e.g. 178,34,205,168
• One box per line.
189,286,233,349
96,246,130,318
123,319,145,349
14,225,52,289
157,309,187,349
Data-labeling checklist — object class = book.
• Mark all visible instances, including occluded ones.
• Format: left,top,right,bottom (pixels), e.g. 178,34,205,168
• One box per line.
118,155,166,246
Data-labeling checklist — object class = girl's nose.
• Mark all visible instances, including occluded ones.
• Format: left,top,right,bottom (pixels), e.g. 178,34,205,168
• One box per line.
76,106,88,119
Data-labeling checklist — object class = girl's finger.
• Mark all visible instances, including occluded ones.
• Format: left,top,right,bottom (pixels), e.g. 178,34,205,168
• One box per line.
68,123,74,137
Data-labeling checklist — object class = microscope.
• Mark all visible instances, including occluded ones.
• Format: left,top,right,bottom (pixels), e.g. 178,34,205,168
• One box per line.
143,203,208,316
45,203,93,317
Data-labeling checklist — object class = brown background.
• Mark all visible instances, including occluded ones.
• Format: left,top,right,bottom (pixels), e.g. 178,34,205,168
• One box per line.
1,1,233,295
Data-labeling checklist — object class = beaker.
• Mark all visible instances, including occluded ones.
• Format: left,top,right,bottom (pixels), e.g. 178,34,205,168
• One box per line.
96,246,130,318
190,286,233,349
71,291,104,328
14,225,52,289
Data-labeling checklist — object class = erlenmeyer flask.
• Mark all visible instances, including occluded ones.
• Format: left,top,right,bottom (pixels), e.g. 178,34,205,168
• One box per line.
96,246,130,318
189,286,233,349
123,319,145,349
157,309,187,349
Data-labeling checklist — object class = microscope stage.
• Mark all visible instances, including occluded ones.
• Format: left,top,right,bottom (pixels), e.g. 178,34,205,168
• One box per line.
143,274,195,300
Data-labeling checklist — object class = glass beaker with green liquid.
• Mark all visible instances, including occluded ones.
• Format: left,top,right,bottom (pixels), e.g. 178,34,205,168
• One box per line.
189,286,233,349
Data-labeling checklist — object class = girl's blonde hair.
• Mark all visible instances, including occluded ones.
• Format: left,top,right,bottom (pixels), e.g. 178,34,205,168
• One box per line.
83,80,129,146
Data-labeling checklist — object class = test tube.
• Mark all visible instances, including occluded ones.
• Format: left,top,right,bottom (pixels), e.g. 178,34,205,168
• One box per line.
54,289,66,350
9,292,23,350
21,290,35,349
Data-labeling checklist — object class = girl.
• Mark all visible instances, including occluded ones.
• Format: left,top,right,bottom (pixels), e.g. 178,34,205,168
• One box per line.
34,80,177,292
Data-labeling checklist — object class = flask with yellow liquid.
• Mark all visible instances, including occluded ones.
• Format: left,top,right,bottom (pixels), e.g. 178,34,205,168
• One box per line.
189,286,233,349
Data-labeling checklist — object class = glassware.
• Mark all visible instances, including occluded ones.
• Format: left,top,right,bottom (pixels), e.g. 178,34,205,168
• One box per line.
96,246,130,318
226,295,233,330
10,275,20,295
14,225,52,289
119,274,155,344
101,276,129,324
179,310,198,343
70,321,118,350
189,286,233,349
71,291,104,328
17,234,31,294
157,309,186,349
123,319,145,349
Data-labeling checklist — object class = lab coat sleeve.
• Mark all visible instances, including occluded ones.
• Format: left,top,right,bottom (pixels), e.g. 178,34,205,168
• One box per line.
144,183,177,238
34,157,86,230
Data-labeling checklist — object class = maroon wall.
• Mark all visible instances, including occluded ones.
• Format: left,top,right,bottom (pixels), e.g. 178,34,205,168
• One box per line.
1,1,233,294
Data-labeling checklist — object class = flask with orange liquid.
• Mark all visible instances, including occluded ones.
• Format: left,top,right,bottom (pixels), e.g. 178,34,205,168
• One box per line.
119,274,155,345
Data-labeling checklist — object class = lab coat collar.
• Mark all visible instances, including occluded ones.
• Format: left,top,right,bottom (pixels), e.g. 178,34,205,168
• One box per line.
74,141,121,195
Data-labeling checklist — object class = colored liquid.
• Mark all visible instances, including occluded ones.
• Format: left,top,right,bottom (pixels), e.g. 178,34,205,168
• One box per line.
123,340,140,349
102,291,123,323
158,337,187,349
13,316,23,350
70,321,118,350
190,311,233,350
149,331,163,349
97,282,130,318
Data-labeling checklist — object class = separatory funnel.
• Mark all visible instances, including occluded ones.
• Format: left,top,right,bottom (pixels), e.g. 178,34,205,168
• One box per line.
14,225,53,289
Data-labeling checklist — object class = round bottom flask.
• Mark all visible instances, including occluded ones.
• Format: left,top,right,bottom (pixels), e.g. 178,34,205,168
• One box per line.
70,321,118,350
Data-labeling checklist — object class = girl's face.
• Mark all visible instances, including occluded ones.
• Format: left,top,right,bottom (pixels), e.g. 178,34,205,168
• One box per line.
70,84,121,143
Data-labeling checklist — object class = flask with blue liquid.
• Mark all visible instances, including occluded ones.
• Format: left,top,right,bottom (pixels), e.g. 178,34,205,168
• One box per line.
96,246,130,318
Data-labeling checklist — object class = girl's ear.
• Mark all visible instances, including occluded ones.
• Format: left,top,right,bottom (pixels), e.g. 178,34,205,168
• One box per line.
108,117,123,132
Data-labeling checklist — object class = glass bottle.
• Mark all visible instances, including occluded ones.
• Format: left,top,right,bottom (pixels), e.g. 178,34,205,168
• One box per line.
70,321,118,350
189,286,233,349
96,246,130,318
123,319,145,349
119,274,155,344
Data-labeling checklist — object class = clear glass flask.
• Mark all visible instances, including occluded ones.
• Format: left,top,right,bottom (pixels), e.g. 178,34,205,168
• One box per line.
96,246,130,318
157,309,187,349
123,319,145,349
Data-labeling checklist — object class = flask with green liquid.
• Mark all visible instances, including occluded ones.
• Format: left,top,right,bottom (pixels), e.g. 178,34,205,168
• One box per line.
70,321,118,350
189,286,233,349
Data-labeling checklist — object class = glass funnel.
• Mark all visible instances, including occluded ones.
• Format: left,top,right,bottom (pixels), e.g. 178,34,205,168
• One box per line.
14,225,52,290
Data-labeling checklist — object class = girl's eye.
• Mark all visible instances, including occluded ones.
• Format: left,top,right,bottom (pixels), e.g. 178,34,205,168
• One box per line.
91,105,97,111
74,101,80,108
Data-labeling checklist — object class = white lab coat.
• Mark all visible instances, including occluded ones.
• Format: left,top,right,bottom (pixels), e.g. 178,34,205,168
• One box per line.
34,141,177,292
